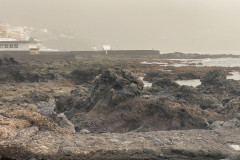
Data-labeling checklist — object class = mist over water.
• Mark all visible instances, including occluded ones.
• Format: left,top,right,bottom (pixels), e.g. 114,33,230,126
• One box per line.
1,0,240,54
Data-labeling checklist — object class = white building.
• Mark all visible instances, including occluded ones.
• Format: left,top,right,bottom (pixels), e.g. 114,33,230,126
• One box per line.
102,45,111,51
0,38,39,52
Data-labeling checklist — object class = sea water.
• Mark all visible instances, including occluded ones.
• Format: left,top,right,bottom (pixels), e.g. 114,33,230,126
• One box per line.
141,58,240,67
141,58,240,87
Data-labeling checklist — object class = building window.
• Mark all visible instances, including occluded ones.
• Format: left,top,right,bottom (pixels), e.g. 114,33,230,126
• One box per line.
14,44,18,48
9,44,13,48
0,44,3,48
5,44,8,48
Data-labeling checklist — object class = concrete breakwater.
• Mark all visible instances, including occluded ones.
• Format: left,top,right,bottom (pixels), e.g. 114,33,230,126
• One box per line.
0,50,160,58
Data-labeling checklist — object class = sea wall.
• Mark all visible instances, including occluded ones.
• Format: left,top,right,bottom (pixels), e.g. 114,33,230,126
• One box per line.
0,50,160,59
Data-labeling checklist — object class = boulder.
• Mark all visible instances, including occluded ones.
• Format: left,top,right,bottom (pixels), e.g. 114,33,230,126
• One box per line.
208,121,225,130
209,118,240,130
225,98,240,119
222,118,240,129
52,113,76,133
200,70,227,85
36,101,55,116
226,80,240,96
152,78,179,88
89,68,143,110
200,94,222,110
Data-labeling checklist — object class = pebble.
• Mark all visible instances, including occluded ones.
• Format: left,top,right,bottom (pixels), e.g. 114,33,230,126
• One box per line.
109,138,120,143
80,129,91,134
229,144,240,151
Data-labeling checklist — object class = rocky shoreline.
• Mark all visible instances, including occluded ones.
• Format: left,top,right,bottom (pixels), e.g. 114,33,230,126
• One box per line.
1,53,240,159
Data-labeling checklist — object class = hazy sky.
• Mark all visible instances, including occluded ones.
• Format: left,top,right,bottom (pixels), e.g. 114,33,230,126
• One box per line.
1,0,240,53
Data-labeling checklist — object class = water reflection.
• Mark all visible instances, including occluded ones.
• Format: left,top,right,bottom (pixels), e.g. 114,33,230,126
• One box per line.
227,71,240,80
139,71,240,89
175,79,201,87
141,58,240,67
175,71,240,88
139,77,152,87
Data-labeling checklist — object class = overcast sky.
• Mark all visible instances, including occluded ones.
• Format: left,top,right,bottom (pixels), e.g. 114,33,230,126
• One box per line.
0,0,240,53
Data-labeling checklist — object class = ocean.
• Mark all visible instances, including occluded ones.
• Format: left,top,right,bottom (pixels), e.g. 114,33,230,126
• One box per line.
141,57,240,87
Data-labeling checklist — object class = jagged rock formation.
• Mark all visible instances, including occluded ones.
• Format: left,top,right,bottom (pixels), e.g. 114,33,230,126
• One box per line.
142,69,240,130
56,68,144,115
200,70,227,85
89,68,144,110
56,69,224,133
197,70,240,114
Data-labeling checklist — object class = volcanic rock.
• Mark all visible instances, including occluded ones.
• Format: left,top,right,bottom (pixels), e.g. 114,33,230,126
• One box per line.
200,70,227,85
225,98,240,119
89,68,143,110
200,94,222,110
209,118,240,130
70,68,99,84
52,113,76,133
226,80,240,96
0,104,75,141
55,84,91,118
152,78,179,88
0,57,19,66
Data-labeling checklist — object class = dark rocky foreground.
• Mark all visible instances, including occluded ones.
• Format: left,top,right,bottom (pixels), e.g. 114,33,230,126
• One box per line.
1,128,240,160
1,55,240,159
